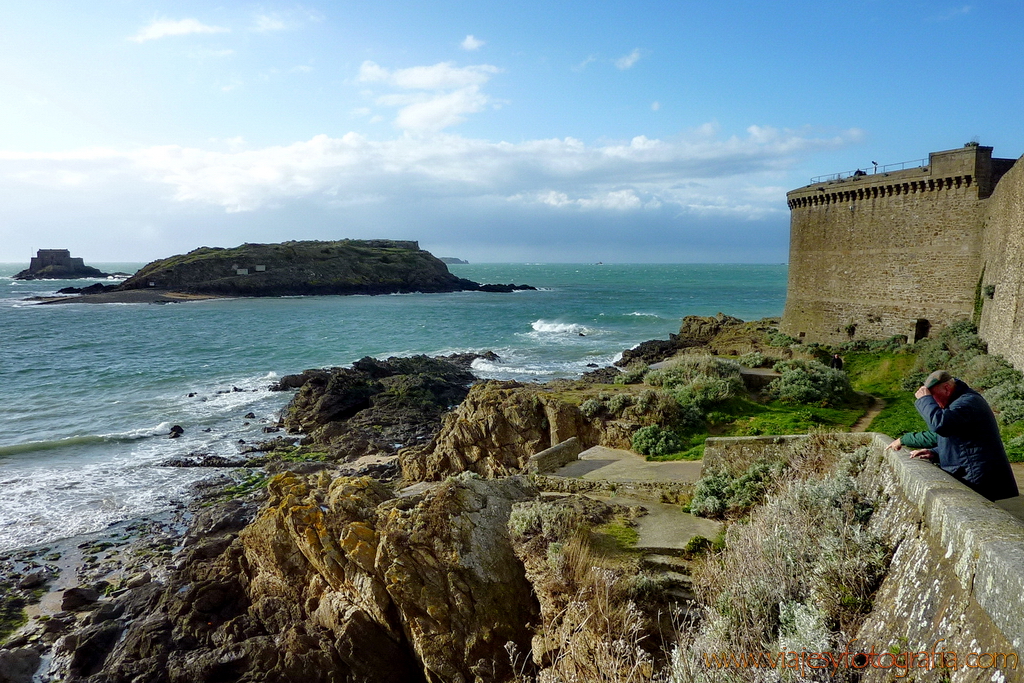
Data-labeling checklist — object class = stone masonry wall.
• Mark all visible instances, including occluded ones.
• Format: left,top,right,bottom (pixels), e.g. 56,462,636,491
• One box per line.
704,433,1024,682
979,157,1024,368
780,146,1019,345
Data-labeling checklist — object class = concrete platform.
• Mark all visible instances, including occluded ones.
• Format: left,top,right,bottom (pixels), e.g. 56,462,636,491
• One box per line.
588,493,723,554
550,445,703,484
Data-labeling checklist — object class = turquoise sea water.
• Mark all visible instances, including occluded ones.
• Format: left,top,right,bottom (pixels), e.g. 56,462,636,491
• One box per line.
0,262,787,551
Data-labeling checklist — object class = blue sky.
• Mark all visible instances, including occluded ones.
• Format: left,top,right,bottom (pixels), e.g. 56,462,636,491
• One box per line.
2,1,1022,263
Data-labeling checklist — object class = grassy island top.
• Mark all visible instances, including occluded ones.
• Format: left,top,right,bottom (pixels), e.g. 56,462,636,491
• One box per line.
117,239,478,297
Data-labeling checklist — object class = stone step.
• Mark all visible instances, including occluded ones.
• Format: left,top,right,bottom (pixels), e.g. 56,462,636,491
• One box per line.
641,553,691,574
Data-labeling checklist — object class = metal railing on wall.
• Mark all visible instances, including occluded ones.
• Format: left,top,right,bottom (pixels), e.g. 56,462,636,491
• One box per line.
811,158,928,184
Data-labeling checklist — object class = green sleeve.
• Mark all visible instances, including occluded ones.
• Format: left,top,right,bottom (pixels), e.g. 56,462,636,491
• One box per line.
899,431,938,449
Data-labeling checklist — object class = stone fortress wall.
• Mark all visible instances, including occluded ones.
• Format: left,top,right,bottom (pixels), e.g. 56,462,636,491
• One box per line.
28,249,86,272
780,144,1021,349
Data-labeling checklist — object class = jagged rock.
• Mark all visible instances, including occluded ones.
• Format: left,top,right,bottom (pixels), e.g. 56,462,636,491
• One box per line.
159,455,245,468
269,368,334,391
61,587,100,611
400,382,678,483
614,337,682,367
400,381,558,482
373,474,540,682
435,351,500,370
125,572,152,589
0,647,41,683
18,568,51,589
677,312,744,344
282,355,475,460
578,366,622,383
90,472,539,683
56,283,118,295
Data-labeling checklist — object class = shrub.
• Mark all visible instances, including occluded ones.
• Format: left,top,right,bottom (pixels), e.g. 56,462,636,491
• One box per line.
508,500,582,542
985,381,1024,425
613,363,649,385
686,473,889,660
579,398,603,419
737,351,766,368
689,459,786,519
634,388,659,412
767,359,851,406
631,425,684,457
768,331,798,347
607,392,633,416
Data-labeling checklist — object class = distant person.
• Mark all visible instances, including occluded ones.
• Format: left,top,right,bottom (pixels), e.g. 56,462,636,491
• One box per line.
887,370,1018,501
829,353,844,371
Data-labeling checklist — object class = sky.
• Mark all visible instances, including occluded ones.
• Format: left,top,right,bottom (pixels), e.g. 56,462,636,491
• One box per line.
2,1,1023,264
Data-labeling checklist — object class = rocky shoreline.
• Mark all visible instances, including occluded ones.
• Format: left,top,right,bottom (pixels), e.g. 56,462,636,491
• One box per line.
0,317,757,683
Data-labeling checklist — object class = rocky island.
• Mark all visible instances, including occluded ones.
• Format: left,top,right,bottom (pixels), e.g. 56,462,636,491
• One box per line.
40,240,532,303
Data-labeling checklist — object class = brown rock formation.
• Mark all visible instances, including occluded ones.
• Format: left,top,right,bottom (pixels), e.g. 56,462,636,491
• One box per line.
400,381,677,483
86,473,540,683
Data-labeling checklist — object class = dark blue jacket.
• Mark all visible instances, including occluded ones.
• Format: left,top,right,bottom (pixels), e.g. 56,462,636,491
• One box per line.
915,379,1019,501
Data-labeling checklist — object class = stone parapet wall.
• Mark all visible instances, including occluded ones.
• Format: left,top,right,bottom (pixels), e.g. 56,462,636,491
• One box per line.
705,432,1024,681
527,437,582,474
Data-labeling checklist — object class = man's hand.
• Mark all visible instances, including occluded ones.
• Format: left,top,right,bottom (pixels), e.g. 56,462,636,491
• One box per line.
886,438,902,451
909,448,937,462
915,386,930,399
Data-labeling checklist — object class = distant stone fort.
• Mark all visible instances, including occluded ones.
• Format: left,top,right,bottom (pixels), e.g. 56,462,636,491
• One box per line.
15,249,109,280
780,143,1024,368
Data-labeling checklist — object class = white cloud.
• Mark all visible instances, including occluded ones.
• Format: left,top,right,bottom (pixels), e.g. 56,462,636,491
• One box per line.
393,87,489,132
0,125,861,219
651,101,660,111
461,35,484,50
572,55,598,72
129,18,229,43
252,14,288,32
615,49,642,70
930,5,972,20
358,61,500,90
357,61,502,133
0,126,864,261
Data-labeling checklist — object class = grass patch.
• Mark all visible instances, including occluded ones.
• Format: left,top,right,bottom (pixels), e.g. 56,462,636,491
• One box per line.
844,350,927,438
648,443,705,461
867,392,927,437
590,520,640,555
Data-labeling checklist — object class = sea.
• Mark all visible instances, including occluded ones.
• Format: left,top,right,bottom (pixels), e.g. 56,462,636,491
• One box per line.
0,262,787,552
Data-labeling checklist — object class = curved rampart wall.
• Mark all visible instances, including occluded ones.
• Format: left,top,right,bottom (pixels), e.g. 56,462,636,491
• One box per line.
979,156,1024,368
780,146,1016,344
704,433,1024,682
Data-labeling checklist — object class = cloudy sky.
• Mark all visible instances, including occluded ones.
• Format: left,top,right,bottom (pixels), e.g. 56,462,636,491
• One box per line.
2,1,1023,263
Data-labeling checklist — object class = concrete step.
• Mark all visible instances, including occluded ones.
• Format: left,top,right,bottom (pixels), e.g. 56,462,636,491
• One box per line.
641,553,691,574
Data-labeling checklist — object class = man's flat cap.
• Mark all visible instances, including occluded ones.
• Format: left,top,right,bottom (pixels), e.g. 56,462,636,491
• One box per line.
924,370,954,389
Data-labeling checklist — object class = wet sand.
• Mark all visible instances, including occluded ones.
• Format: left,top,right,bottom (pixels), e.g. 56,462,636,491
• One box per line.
29,290,221,305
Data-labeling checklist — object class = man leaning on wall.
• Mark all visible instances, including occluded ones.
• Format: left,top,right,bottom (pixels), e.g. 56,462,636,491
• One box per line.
887,370,1019,501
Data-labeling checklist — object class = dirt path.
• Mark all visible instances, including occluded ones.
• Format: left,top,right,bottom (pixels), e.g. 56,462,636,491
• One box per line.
851,396,885,432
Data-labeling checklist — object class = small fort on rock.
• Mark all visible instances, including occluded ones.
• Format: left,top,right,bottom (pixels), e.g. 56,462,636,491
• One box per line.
14,249,109,280
781,143,1024,368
